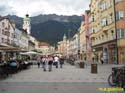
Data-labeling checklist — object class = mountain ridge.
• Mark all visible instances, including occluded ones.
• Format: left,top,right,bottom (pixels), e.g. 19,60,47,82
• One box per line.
5,14,84,45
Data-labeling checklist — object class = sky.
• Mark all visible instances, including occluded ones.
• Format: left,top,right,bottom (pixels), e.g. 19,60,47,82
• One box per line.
0,0,90,17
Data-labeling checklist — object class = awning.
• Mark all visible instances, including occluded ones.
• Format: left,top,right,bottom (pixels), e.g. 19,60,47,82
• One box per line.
0,46,28,52
20,51,42,55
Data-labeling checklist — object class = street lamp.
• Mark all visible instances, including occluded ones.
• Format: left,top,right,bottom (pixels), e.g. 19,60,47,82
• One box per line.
77,28,80,60
92,49,97,62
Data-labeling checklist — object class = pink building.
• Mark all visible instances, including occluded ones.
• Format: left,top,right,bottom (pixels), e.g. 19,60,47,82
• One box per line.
83,10,92,62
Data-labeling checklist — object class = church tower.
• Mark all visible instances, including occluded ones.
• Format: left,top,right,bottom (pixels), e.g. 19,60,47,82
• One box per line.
23,14,31,34
63,34,67,41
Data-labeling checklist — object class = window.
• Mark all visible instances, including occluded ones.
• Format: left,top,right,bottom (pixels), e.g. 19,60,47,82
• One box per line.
2,29,4,35
116,10,124,20
109,0,112,7
117,29,125,38
91,27,95,33
109,13,113,24
2,22,5,27
1,38,4,43
101,1,107,11
102,35,104,39
92,16,94,22
89,16,94,22
115,0,122,3
101,18,108,27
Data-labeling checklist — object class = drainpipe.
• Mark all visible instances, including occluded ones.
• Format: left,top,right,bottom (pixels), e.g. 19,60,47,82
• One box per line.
113,0,119,64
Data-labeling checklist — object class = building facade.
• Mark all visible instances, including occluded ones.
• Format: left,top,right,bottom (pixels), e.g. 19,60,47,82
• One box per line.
20,29,29,50
28,35,35,51
79,21,86,60
14,28,22,47
0,17,15,47
0,17,16,60
115,0,125,64
57,34,67,56
38,42,51,55
89,0,125,64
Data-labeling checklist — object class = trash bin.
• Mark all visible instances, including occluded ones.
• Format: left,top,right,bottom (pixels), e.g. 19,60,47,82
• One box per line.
79,62,84,68
91,64,97,73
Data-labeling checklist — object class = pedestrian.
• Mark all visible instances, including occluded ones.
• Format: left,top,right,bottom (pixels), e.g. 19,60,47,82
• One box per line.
37,56,41,68
42,56,47,71
54,56,59,68
59,57,64,68
100,57,104,64
9,58,18,73
48,55,53,72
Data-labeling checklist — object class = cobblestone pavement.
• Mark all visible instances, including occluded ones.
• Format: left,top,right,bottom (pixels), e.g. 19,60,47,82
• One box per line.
0,64,115,82
0,63,124,93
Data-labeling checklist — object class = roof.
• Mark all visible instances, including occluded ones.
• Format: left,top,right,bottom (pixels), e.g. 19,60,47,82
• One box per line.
38,42,50,47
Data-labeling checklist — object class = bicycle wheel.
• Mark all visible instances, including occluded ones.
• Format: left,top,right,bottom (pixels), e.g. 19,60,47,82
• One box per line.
108,74,117,86
117,74,125,88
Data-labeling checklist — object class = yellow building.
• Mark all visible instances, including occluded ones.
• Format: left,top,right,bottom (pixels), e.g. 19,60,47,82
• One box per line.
38,42,51,55
90,0,117,64
57,34,67,57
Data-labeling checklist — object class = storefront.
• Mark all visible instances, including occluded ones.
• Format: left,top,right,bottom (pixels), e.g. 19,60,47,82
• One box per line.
93,41,117,64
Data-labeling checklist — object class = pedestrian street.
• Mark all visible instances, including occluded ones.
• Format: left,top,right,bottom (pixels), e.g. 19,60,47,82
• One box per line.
1,63,124,93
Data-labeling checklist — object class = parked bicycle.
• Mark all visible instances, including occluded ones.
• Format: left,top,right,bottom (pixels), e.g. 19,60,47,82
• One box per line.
108,66,125,88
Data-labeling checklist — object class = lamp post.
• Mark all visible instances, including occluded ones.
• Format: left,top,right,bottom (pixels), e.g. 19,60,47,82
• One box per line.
92,49,95,62
77,28,80,60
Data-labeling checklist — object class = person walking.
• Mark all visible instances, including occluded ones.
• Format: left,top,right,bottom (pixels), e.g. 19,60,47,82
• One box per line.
59,57,64,68
54,56,59,68
42,56,47,71
37,56,41,68
48,55,53,72
100,57,104,64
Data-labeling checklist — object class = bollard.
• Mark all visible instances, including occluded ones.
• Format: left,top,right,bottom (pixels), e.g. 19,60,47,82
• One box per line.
91,64,97,73
79,62,84,68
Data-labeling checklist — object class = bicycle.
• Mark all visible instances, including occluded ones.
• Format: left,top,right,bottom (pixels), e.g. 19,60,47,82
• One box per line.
108,66,125,88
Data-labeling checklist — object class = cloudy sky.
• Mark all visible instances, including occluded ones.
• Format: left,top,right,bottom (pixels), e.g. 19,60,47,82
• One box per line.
0,0,90,17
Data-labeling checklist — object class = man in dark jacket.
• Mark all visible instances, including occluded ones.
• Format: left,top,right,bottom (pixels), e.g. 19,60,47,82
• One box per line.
59,57,64,68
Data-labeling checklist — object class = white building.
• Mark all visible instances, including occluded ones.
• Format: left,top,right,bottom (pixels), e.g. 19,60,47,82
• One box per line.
14,28,22,47
0,17,15,47
20,29,29,50
28,35,36,51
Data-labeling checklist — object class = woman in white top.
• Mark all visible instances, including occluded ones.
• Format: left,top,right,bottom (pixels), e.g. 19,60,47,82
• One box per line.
54,56,59,68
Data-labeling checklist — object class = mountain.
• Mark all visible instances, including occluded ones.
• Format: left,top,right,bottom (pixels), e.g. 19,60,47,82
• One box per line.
6,14,83,45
